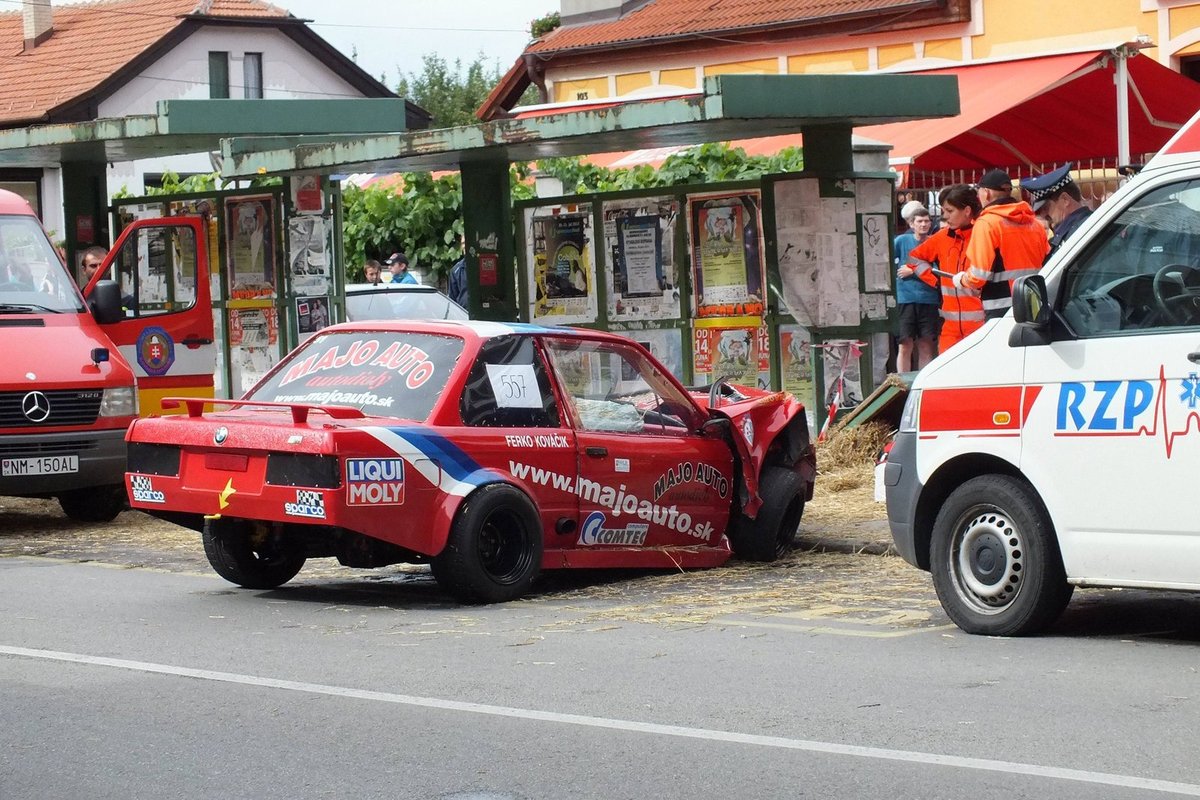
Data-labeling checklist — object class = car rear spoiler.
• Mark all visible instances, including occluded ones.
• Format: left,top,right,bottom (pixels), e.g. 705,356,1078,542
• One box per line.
161,397,367,424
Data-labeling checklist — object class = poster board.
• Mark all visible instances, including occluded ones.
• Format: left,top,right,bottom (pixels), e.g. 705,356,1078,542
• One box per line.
693,322,770,389
225,195,276,300
288,215,331,297
602,196,681,322
687,191,766,319
524,205,598,325
228,306,279,395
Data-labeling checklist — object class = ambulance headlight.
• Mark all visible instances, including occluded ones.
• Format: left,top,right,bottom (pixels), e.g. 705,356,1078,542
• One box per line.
100,386,137,417
898,389,921,433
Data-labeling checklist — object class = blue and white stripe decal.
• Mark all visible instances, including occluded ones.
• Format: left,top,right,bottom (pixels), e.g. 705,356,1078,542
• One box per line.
362,426,501,497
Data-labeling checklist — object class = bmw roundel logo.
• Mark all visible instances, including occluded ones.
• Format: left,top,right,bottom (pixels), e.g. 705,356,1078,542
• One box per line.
213,427,229,445
21,391,51,423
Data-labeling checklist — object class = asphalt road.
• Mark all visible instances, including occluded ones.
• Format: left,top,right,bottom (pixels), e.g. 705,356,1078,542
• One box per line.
4,539,1200,799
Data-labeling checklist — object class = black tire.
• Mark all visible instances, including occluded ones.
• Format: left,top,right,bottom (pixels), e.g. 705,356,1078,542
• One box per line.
433,484,543,603
58,485,126,522
202,518,306,590
729,466,806,562
930,475,1074,636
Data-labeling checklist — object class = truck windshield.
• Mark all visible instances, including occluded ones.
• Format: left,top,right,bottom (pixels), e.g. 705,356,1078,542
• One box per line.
0,216,85,312
245,331,465,421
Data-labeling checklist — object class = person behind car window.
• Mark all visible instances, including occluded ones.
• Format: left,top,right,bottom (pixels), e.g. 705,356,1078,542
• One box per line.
384,252,417,284
363,259,382,284
79,245,107,285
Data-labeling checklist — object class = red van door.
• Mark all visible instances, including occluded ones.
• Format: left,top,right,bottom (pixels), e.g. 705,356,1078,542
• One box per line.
85,217,215,416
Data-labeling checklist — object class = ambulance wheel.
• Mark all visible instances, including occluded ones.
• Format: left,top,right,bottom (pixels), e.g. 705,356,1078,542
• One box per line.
728,466,805,562
931,475,1073,636
433,484,542,604
202,518,306,590
59,485,126,522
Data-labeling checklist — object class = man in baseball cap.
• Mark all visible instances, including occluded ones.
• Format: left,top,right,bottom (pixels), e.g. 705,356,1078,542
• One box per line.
384,252,417,284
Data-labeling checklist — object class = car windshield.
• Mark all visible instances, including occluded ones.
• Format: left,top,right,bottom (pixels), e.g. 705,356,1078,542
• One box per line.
345,287,468,322
246,330,465,421
0,215,85,312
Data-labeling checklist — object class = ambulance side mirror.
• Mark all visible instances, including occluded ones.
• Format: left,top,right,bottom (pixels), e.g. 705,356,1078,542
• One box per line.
1012,275,1050,328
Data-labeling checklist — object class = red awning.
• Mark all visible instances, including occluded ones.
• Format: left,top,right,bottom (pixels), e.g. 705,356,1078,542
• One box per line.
580,51,1200,180
860,50,1200,174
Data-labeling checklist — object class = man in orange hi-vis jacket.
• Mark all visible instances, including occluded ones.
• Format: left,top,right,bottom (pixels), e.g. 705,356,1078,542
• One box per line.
905,184,982,354
956,169,1049,319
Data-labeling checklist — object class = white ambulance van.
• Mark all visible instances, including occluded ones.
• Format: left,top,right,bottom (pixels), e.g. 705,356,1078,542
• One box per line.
886,111,1200,636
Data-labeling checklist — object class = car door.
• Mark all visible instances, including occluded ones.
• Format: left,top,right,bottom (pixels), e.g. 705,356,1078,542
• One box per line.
86,218,214,415
1021,173,1200,588
541,336,733,553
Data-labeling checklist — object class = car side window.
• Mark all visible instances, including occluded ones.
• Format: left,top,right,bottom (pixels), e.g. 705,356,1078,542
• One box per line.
1060,179,1200,336
542,338,696,435
460,335,560,428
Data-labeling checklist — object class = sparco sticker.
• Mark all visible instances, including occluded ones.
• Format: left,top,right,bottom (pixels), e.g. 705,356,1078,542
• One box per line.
285,489,325,519
130,474,165,504
346,458,405,505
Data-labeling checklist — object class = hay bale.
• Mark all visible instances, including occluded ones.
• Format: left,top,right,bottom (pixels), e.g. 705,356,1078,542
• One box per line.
815,420,893,470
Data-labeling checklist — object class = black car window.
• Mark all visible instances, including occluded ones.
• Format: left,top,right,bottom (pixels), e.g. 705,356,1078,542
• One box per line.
460,335,560,428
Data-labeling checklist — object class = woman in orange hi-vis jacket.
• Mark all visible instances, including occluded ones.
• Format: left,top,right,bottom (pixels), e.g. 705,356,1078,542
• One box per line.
904,184,982,354
956,169,1050,319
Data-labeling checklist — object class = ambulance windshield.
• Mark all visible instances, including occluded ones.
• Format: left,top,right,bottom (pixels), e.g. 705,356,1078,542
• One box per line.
246,331,464,421
0,216,85,313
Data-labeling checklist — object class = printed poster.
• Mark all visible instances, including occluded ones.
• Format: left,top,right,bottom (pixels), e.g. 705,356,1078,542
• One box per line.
688,192,765,319
622,328,684,384
602,197,681,322
225,195,276,300
526,207,598,325
693,324,770,389
296,296,331,341
228,306,279,395
821,339,864,410
288,215,331,297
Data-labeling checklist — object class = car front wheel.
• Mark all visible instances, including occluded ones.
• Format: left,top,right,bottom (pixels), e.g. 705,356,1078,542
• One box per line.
433,484,543,603
728,466,805,562
202,518,306,589
930,475,1073,636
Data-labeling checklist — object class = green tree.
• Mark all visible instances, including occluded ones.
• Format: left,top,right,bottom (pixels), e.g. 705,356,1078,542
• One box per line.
397,54,507,128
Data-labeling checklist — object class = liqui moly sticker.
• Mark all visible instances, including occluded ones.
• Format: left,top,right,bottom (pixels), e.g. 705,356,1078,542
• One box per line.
346,458,405,505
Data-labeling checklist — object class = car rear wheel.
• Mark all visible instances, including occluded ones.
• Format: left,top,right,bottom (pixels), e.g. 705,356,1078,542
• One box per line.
202,518,306,589
59,485,126,522
729,466,805,562
433,484,542,603
930,475,1073,636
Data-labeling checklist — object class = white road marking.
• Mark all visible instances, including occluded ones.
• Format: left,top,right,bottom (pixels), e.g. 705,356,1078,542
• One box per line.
2,643,1198,796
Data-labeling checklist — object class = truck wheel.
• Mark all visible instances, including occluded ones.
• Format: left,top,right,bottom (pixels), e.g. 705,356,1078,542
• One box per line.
433,484,542,603
202,518,305,590
931,475,1073,636
728,466,806,562
58,485,126,522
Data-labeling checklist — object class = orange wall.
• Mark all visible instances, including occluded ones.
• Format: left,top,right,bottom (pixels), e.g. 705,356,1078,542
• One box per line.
703,58,778,76
553,77,609,103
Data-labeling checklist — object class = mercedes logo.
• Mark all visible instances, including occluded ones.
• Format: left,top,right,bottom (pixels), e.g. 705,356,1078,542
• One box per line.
213,427,228,445
21,391,50,423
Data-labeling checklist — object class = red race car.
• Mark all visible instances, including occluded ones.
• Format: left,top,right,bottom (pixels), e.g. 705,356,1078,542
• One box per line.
126,321,816,602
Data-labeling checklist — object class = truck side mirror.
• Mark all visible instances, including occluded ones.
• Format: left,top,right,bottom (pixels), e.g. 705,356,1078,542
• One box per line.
90,279,124,324
1012,275,1050,328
